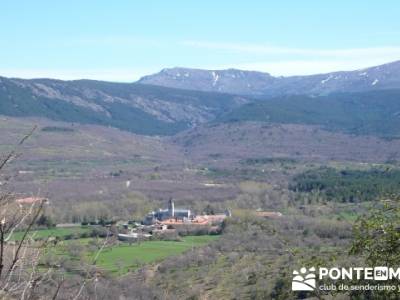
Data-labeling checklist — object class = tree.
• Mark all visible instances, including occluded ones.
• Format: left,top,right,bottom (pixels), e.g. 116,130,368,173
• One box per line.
349,196,400,298
0,127,62,299
36,214,56,228
0,128,115,299
351,196,400,266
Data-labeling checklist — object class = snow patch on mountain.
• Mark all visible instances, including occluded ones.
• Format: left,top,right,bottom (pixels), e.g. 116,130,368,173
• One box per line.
211,71,219,86
321,75,333,84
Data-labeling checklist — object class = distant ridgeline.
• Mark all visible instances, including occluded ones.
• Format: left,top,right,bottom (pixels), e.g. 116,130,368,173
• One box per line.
218,89,400,139
290,167,400,202
2,73,400,137
0,77,243,136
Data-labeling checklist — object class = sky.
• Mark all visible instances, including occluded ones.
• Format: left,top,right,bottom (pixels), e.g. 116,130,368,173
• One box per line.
1,1,400,81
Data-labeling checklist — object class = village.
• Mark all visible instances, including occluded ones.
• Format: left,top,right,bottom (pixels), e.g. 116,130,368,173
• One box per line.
14,196,282,244
117,199,231,242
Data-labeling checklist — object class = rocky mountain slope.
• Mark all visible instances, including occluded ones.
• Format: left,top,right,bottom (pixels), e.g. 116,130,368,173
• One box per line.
138,60,400,97
0,77,247,135
139,68,276,96
1,60,400,137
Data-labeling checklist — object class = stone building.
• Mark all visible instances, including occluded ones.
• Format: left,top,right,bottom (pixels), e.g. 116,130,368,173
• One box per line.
143,199,191,225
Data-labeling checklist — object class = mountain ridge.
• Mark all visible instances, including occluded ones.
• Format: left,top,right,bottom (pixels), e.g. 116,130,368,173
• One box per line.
138,60,400,96
0,76,247,135
1,60,400,137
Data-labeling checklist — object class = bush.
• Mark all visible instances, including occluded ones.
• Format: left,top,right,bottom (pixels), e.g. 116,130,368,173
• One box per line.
36,214,56,228
312,220,352,239
90,227,109,238
153,231,181,241
79,231,90,239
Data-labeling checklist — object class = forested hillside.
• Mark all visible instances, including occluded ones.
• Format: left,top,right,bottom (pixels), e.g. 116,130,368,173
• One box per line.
0,77,246,135
218,89,400,138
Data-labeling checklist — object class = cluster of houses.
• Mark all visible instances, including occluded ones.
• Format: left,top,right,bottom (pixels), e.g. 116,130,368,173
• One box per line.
143,199,193,225
143,199,231,226
118,199,231,242
14,196,282,244
117,199,284,242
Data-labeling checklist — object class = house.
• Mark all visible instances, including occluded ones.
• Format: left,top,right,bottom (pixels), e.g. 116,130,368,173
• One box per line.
15,197,48,205
117,232,151,242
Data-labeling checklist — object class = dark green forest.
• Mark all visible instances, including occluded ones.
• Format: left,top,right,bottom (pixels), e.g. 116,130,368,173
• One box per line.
219,89,400,138
290,167,400,202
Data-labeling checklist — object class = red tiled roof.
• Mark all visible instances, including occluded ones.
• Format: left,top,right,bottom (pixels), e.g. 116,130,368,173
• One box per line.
15,197,48,205
159,214,227,226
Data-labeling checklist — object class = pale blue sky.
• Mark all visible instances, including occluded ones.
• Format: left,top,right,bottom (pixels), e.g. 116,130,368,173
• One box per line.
1,1,400,81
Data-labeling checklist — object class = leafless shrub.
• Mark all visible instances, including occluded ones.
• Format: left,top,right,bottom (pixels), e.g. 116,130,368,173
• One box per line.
0,127,59,299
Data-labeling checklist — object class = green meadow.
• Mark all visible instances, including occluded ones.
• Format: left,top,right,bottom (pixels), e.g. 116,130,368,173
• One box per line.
92,235,219,274
33,229,219,275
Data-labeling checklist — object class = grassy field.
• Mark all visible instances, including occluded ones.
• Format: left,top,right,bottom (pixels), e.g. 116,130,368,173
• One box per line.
93,235,219,274
11,226,91,241
14,226,219,275
41,233,219,275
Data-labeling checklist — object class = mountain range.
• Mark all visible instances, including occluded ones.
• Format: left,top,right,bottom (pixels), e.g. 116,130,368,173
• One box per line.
139,60,400,96
0,77,246,135
1,60,400,137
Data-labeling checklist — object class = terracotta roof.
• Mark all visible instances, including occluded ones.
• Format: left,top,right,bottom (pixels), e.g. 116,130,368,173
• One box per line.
159,214,227,226
15,197,48,205
203,214,227,221
159,219,192,225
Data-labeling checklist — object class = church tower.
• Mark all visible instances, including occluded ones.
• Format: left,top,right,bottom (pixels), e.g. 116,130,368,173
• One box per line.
168,198,175,217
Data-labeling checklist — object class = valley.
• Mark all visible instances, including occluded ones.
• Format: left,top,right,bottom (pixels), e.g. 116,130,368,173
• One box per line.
2,61,400,299
3,2,399,298
3,115,400,223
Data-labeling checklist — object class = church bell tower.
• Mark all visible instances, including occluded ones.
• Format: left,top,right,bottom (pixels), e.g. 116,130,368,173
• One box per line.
168,198,175,217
